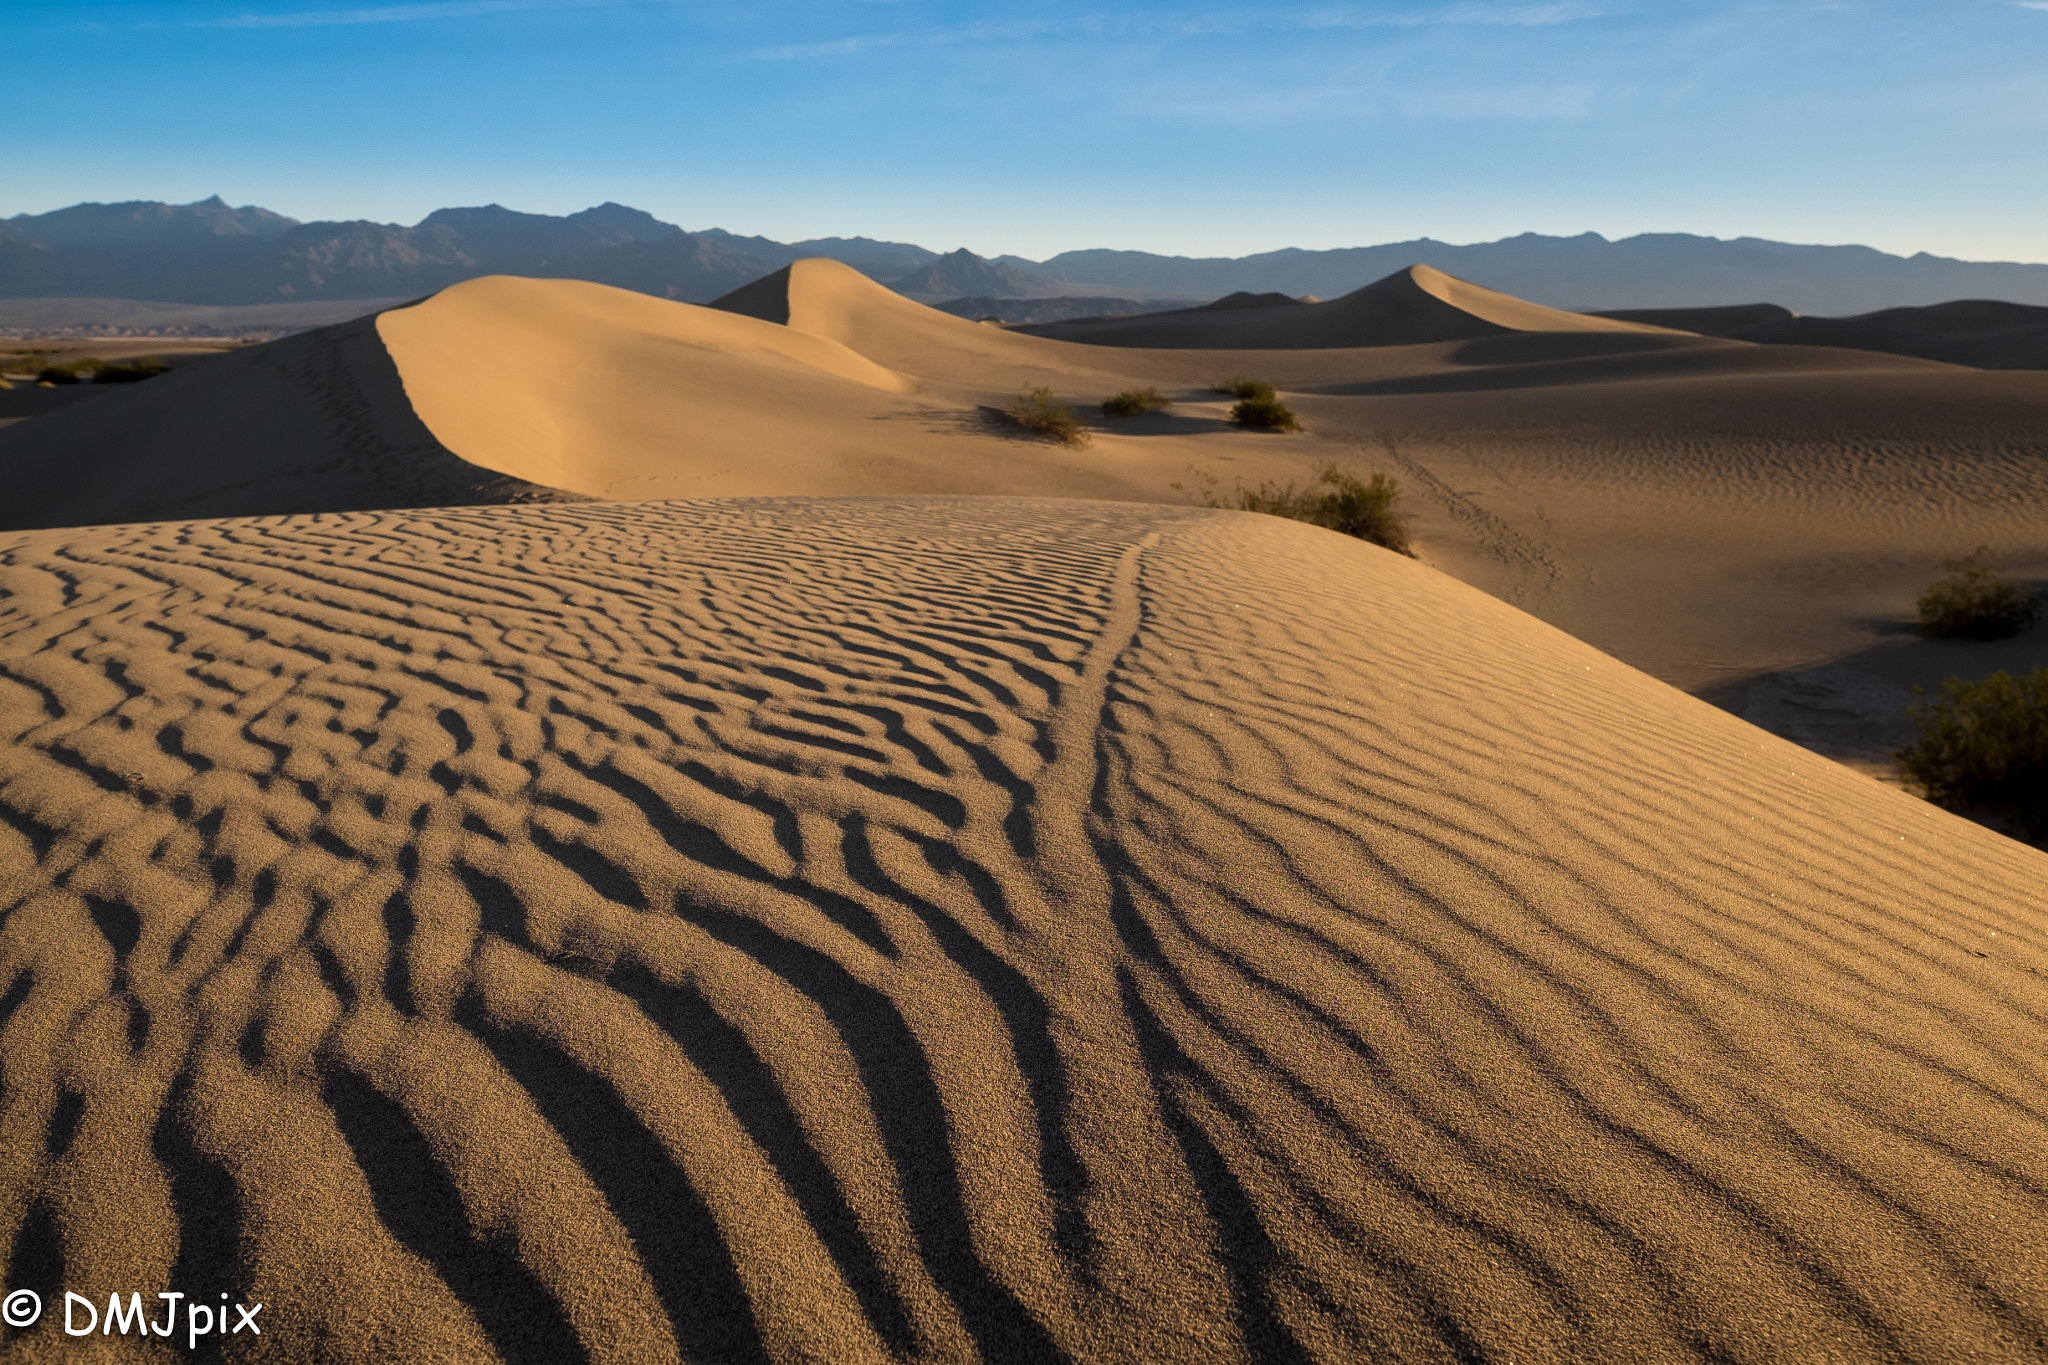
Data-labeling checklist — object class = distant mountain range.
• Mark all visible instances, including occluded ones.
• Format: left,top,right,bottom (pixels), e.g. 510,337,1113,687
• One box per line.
7,197,2048,316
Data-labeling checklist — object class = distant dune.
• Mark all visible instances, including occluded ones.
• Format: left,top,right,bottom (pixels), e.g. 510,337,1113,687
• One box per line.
1018,264,1686,349
1597,299,2048,370
4,497,2046,1362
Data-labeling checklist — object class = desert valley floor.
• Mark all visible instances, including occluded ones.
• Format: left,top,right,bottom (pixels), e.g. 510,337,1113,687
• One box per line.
1,262,2046,1363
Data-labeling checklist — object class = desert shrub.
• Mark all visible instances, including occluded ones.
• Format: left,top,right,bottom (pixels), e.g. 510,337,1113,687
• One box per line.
1213,376,1277,402
1175,462,1412,555
35,357,103,385
93,357,170,384
1896,667,2048,837
1101,387,1171,418
1916,547,2040,640
1229,396,1301,432
1003,387,1091,447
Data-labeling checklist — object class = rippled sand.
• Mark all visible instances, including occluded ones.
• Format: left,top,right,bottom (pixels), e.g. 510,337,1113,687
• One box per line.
3,497,2045,1362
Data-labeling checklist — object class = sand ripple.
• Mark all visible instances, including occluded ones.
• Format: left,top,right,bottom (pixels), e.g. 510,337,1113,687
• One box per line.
2,498,2046,1363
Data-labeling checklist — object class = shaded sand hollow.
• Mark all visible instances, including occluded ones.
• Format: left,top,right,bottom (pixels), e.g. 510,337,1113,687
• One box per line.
3,497,2047,1363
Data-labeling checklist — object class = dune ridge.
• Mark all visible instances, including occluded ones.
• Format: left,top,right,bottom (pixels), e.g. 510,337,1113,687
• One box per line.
0,309,576,532
3,497,2046,1362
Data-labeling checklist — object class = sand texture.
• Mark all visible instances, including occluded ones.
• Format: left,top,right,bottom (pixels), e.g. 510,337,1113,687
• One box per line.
3,497,2046,1363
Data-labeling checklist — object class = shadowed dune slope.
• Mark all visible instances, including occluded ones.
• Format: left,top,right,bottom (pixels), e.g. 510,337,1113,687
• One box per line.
3,497,2046,1364
0,312,576,531
1593,303,1797,336
1018,264,1690,350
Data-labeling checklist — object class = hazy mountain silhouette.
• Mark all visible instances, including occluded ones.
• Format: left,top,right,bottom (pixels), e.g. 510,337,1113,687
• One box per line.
0,200,934,306
7,198,2048,317
887,248,1060,299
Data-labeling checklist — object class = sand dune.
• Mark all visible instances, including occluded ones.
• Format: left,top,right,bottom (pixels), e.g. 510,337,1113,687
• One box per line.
709,258,1095,381
2,497,2045,1363
0,311,571,531
1017,263,1686,349
376,274,912,496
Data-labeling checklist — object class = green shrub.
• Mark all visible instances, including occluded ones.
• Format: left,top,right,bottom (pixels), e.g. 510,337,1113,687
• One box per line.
1003,387,1091,447
1229,396,1301,432
1175,462,1413,556
1896,667,2048,837
1101,387,1171,418
1916,547,2040,640
1213,376,1277,402
93,357,170,384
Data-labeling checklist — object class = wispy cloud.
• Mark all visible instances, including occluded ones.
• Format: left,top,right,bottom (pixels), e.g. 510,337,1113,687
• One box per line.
2019,2,2048,11
747,3,1613,60
197,0,606,28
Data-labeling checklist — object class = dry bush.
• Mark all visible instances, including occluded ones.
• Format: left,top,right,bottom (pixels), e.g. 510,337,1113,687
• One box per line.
1917,548,2040,640
1213,376,1277,402
1101,387,1171,418
1896,667,2048,838
1229,396,1302,432
35,357,105,386
94,356,170,384
1004,387,1091,447
1175,462,1412,556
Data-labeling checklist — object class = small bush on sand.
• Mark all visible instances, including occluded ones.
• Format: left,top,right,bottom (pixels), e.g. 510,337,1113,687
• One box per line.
93,356,170,384
1896,667,2048,837
1101,387,1171,418
1229,396,1301,432
1003,387,1091,447
1213,376,1277,402
1175,462,1412,555
35,358,104,386
1917,547,2040,640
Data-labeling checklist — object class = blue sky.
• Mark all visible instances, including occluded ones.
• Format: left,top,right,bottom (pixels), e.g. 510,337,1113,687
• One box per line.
5,0,2046,261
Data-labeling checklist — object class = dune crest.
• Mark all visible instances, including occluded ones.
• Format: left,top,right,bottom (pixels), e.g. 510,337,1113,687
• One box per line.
709,257,1086,379
3,497,2045,1362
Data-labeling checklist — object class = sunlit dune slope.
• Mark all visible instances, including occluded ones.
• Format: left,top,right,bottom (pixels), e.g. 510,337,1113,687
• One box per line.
0,312,574,532
709,257,1095,381
376,274,912,494
1019,263,1695,349
3,497,2044,1364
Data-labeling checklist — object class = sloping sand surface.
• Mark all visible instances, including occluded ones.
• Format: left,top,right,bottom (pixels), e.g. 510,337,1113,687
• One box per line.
1019,264,1682,349
3,497,2046,1363
0,313,572,531
709,259,1100,382
1281,362,2048,700
376,274,912,495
